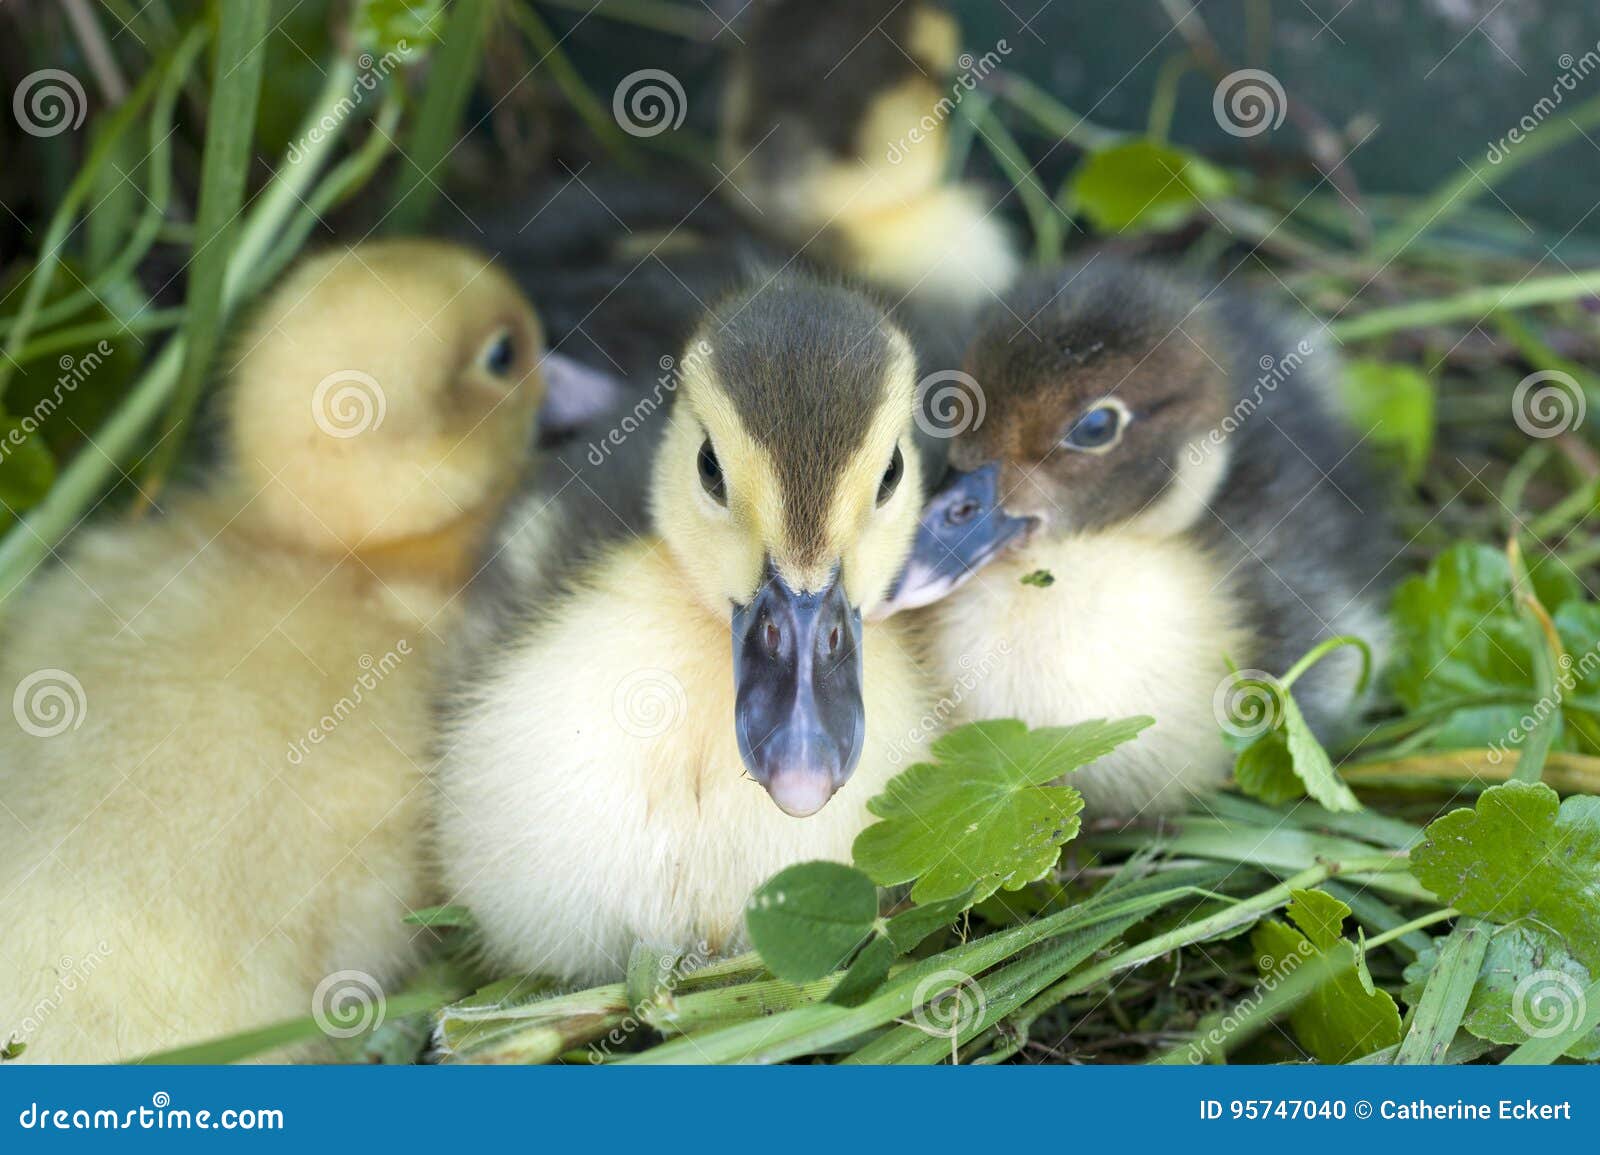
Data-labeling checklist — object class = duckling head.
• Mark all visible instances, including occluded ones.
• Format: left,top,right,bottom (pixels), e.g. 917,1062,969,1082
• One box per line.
649,278,923,816
224,239,545,557
952,260,1234,541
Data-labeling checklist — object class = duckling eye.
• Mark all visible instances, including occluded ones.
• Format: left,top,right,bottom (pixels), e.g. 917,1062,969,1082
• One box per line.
481,329,516,377
876,445,904,507
1063,402,1126,453
697,438,727,505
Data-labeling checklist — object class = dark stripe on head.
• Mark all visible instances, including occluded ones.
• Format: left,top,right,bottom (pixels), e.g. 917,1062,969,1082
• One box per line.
703,278,901,566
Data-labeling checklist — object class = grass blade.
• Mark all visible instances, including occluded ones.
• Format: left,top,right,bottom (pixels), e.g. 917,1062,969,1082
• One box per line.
386,0,492,231
1392,917,1489,1064
143,0,271,493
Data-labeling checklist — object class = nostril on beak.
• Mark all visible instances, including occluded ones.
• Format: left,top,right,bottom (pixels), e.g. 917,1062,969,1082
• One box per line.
947,499,980,526
827,625,840,655
763,618,782,656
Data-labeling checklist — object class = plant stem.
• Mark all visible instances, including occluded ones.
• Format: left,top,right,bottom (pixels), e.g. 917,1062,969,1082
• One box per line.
1342,749,1600,795
1280,634,1373,694
1363,907,1456,950
1330,269,1600,343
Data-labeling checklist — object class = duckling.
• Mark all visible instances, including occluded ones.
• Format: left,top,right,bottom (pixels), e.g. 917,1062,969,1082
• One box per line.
915,259,1392,818
433,276,934,984
721,0,1018,312
0,240,544,1062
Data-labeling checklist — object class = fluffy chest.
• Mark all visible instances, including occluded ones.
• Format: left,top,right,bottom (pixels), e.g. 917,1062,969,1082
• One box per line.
922,530,1247,730
437,541,932,980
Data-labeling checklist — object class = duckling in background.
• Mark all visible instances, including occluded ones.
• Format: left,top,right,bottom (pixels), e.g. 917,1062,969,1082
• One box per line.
917,259,1391,818
721,0,1018,312
434,277,933,984
0,240,544,1062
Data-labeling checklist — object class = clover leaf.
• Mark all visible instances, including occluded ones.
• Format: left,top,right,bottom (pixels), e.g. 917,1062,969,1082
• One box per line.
1411,780,1600,969
852,717,1151,904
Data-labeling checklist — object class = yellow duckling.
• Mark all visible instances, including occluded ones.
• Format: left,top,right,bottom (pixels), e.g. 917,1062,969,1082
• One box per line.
0,240,544,1062
434,277,934,985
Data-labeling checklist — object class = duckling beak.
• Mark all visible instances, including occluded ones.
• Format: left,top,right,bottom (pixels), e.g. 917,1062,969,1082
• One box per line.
731,563,864,817
872,463,1037,619
536,351,625,438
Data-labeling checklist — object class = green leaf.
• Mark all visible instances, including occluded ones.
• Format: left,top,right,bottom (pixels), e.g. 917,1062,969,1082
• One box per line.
745,861,879,983
1411,780,1600,968
0,416,56,515
1231,690,1360,812
1020,568,1055,588
1069,140,1233,234
1253,889,1403,1063
1233,729,1304,805
1390,543,1590,751
1282,695,1362,813
826,934,895,1007
1340,359,1435,483
1404,924,1600,1060
853,717,1151,903
884,891,974,953
1285,887,1350,950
